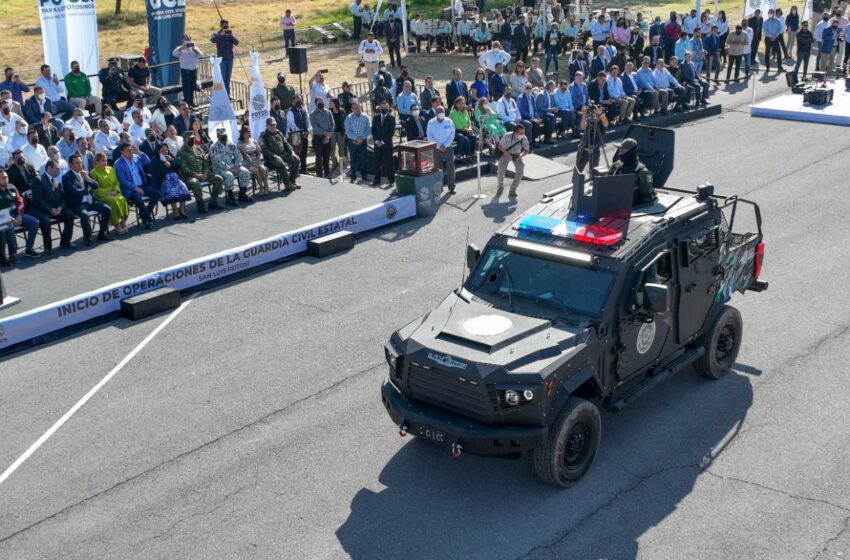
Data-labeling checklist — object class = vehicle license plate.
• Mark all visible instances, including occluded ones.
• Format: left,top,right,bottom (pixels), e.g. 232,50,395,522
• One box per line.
418,425,446,444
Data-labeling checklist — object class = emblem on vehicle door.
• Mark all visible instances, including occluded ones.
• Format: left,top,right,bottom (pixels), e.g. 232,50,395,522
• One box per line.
427,352,468,370
636,322,657,355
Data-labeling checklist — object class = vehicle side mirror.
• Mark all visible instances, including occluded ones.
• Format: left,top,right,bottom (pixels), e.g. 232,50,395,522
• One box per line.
643,283,669,314
466,243,481,271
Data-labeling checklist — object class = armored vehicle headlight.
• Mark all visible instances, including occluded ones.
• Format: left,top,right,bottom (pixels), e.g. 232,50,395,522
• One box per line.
505,389,520,406
523,389,534,401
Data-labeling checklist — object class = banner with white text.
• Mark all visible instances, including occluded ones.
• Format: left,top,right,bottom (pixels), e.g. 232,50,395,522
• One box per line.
146,0,187,88
0,197,416,351
38,0,101,92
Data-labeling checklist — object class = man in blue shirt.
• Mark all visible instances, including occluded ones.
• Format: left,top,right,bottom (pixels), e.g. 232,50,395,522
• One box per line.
534,81,563,140
635,57,661,115
395,81,420,123
553,80,577,136
426,106,457,193
343,102,370,182
0,68,29,106
819,19,839,73
517,83,542,147
211,20,239,95
114,143,160,228
763,10,785,73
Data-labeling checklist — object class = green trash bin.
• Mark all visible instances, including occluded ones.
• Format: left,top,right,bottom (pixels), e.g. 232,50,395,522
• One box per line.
395,171,444,217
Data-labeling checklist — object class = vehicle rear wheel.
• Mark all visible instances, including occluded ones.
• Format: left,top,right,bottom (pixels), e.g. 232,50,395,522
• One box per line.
533,398,601,488
694,305,743,379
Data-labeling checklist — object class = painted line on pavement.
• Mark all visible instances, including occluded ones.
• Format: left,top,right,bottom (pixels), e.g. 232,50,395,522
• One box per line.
0,295,197,487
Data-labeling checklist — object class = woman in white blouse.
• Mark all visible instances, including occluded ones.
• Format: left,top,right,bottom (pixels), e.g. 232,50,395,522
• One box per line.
150,97,179,134
163,125,183,157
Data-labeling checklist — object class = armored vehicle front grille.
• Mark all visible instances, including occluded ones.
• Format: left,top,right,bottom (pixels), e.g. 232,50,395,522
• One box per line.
406,362,496,422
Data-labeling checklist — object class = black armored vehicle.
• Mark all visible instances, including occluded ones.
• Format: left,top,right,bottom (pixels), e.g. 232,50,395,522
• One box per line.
381,126,768,487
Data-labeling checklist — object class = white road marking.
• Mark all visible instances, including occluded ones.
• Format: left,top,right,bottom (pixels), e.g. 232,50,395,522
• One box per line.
0,295,196,487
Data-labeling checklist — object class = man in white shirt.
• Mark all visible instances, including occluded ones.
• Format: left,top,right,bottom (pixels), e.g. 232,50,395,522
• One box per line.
741,19,754,77
0,100,23,137
496,88,532,138
652,59,685,112
22,129,48,170
0,132,13,168
478,41,512,73
35,64,75,119
308,71,332,112
94,119,121,158
123,97,152,126
425,106,457,193
683,9,699,37
411,14,434,53
358,32,383,79
66,108,93,142
280,9,297,50
127,110,149,146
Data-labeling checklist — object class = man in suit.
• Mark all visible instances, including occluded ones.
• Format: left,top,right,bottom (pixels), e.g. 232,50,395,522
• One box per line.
7,149,38,192
139,129,161,162
587,70,618,122
590,46,609,77
568,49,589,82
404,106,428,140
31,159,76,251
62,154,111,246
644,35,665,67
370,101,396,187
384,14,404,68
517,83,543,147
114,143,160,228
445,68,469,108
747,9,764,64
680,52,709,105
513,14,531,62
534,81,561,142
173,102,197,135
36,112,61,149
23,86,56,127
488,63,509,101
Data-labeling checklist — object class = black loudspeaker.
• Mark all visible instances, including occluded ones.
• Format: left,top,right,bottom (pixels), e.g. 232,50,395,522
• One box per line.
288,47,308,74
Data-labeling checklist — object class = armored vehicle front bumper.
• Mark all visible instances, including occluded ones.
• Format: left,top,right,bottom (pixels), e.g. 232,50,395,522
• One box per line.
381,381,549,457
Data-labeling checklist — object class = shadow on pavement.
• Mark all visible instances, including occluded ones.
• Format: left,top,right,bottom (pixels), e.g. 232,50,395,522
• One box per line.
336,369,754,560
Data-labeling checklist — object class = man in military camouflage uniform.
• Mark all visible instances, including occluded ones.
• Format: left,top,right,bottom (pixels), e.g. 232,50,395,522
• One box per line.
259,117,300,191
609,138,655,205
210,127,253,205
177,131,224,213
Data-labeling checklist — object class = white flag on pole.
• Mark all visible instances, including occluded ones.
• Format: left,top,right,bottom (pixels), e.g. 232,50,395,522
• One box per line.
248,51,270,141
744,0,776,19
802,0,813,21
207,57,238,141
401,0,410,55
371,0,385,31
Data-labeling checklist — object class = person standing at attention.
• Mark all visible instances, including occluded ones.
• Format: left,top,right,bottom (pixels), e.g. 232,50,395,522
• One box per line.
281,9,297,52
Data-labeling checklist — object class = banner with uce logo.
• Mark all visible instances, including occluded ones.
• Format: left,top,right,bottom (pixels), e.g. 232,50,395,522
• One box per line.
146,0,187,88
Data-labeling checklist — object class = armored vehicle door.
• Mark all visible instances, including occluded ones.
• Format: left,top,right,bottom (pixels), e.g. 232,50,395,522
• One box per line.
676,225,722,343
617,249,674,381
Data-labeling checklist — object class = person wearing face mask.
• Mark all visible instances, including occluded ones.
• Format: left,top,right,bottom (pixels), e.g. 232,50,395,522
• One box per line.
41,146,69,175
31,159,76,252
820,18,840,74
65,60,103,115
22,129,48,170
285,94,311,175
337,82,356,114
10,120,30,152
0,68,29,107
372,63,395,93
173,102,198,135
495,123,528,197
0,168,40,264
23,86,54,128
66,108,94,143
139,128,162,162
123,96,153,127
370,102,395,187
268,97,288,136
37,111,60,149
210,128,253,206
308,71,332,113
151,143,191,219
342,103,369,182
309,97,334,178
35,64,75,120
172,34,203,107
89,152,130,234
61,153,112,245
128,110,150,148
272,74,296,113
1,100,24,138
98,57,133,111
427,106,457,194
258,118,299,190
177,131,225,212
94,118,121,159
404,104,428,141
75,138,95,173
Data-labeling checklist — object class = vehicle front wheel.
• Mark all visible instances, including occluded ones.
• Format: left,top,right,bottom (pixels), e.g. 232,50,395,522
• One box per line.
694,305,743,379
533,398,601,488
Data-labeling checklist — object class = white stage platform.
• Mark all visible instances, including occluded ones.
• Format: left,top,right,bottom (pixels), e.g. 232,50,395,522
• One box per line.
751,79,850,126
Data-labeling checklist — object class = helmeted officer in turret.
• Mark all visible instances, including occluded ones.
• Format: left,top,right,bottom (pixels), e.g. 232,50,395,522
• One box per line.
609,138,655,205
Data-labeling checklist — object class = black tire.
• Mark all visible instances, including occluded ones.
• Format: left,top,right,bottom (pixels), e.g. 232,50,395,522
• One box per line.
533,398,601,488
694,305,743,379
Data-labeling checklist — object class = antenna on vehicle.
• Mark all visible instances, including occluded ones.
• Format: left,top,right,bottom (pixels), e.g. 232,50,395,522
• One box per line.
460,226,470,290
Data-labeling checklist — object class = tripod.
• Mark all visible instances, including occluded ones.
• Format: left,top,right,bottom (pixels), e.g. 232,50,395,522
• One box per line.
575,105,610,177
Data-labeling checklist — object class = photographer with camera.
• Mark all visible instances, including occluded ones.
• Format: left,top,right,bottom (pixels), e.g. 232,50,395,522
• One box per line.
495,124,529,198
173,35,204,107
576,101,608,173
211,19,239,96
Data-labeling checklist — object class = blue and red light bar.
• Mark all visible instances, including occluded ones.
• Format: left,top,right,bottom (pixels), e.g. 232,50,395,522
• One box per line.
518,215,625,246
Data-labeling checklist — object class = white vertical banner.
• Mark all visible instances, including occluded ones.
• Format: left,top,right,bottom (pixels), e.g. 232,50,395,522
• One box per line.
696,0,702,15
802,0,813,21
744,0,776,18
401,0,410,55
248,51,270,141
38,0,70,77
371,0,385,31
64,0,101,93
207,57,238,141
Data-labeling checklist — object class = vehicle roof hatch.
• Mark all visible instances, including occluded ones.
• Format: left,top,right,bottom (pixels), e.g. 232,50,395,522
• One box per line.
624,124,675,188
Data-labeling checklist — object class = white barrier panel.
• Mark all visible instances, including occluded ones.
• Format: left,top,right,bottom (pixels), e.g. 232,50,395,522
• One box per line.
0,196,415,350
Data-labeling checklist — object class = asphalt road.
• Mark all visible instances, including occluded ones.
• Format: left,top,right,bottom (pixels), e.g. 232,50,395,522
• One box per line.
3,92,850,559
